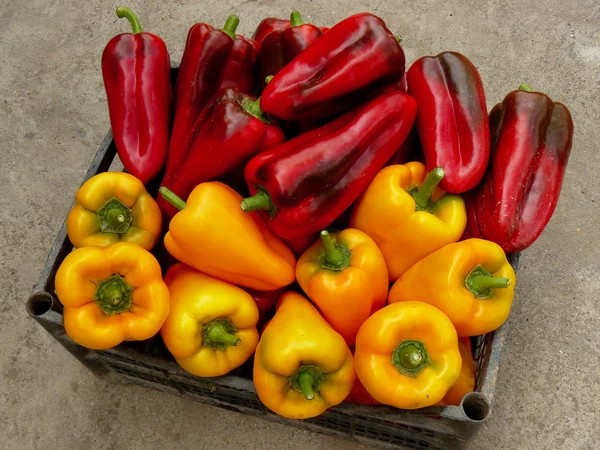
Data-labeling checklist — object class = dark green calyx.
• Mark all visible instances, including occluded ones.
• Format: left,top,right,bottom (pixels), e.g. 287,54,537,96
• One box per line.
465,264,511,299
288,365,325,400
407,167,445,212
116,6,143,34
222,15,240,40
319,230,352,271
241,96,271,124
94,274,133,315
240,189,276,217
518,83,533,92
392,339,431,377
97,197,133,234
202,318,240,350
290,10,304,27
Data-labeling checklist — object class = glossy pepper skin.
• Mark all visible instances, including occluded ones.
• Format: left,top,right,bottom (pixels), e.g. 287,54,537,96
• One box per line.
259,11,322,91
460,191,483,241
350,162,466,281
407,52,490,193
168,16,258,167
253,292,355,419
54,242,170,350
296,229,388,345
158,88,285,219
102,7,171,184
389,239,516,336
252,17,291,49
474,85,574,253
66,172,162,250
354,301,462,409
437,340,476,406
161,264,259,377
160,182,296,290
260,13,405,120
241,91,418,240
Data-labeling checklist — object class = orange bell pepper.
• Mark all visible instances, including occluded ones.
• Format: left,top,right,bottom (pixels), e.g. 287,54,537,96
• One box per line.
253,292,355,419
350,162,466,281
388,238,516,336
160,183,296,290
438,340,476,406
161,263,259,377
54,242,170,350
296,229,388,345
66,172,162,250
354,301,461,409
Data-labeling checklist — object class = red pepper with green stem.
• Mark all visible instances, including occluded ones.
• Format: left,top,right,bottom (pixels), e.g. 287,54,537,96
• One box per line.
407,51,490,193
102,6,171,184
474,83,574,253
158,88,285,219
167,16,259,171
252,17,291,49
240,90,417,240
260,12,405,120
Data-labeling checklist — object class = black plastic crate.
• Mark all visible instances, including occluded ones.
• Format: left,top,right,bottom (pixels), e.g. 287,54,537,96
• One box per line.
27,101,519,450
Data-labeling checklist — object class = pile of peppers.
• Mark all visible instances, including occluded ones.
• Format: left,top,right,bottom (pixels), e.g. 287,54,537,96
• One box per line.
55,6,574,420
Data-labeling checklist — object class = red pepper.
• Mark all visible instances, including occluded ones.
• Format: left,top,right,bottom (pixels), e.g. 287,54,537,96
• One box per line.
283,234,317,258
407,52,490,194
158,88,285,219
474,84,574,253
244,287,284,331
240,91,417,240
167,16,258,171
102,7,171,184
460,191,483,241
346,370,380,405
260,13,405,120
252,17,291,49
259,11,323,91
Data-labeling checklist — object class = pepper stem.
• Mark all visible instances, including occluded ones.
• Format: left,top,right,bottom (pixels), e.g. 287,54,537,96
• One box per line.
159,187,186,211
288,365,325,401
465,264,511,299
222,15,240,39
319,230,352,271
240,190,274,214
202,319,240,350
290,10,304,27
94,274,133,315
116,6,143,34
264,75,274,84
411,167,445,211
519,83,533,92
241,96,271,124
392,340,431,377
96,197,132,234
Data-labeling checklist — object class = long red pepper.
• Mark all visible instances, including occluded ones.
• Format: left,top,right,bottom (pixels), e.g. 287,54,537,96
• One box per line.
474,84,574,253
260,13,405,120
240,90,417,240
252,17,291,50
102,6,171,184
407,51,490,193
168,16,258,171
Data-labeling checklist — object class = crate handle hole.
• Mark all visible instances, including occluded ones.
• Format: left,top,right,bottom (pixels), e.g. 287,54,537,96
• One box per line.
461,392,490,422
27,292,54,317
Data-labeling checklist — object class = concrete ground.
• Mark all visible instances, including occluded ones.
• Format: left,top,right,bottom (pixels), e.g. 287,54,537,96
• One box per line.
1,0,599,448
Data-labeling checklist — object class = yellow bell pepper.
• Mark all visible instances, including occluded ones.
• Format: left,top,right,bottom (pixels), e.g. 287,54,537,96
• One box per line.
54,242,170,350
438,339,476,406
160,183,296,290
388,238,516,336
66,172,162,250
350,162,466,281
160,263,259,377
296,229,388,345
354,301,461,409
253,292,355,419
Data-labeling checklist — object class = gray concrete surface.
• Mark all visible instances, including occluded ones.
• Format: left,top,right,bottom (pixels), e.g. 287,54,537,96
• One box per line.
1,0,599,448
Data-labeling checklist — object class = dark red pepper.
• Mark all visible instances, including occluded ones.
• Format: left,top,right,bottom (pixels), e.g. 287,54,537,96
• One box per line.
167,16,258,171
474,84,574,253
252,17,291,49
283,234,317,258
158,88,285,219
260,13,405,120
102,7,171,184
244,287,284,332
407,51,490,193
259,11,322,91
240,90,417,240
459,191,483,241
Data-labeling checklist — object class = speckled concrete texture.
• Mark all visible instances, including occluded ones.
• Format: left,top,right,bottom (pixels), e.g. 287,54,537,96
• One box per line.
1,1,599,449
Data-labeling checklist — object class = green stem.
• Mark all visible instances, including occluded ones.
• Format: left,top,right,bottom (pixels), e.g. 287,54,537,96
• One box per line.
395,35,402,44
465,265,510,299
241,96,271,123
290,10,304,27
288,365,325,401
264,75,274,84
240,190,274,214
94,274,133,315
222,15,240,39
96,197,132,234
519,83,533,92
116,6,143,34
159,187,186,211
319,230,351,271
391,340,431,377
202,319,240,350
411,167,445,211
